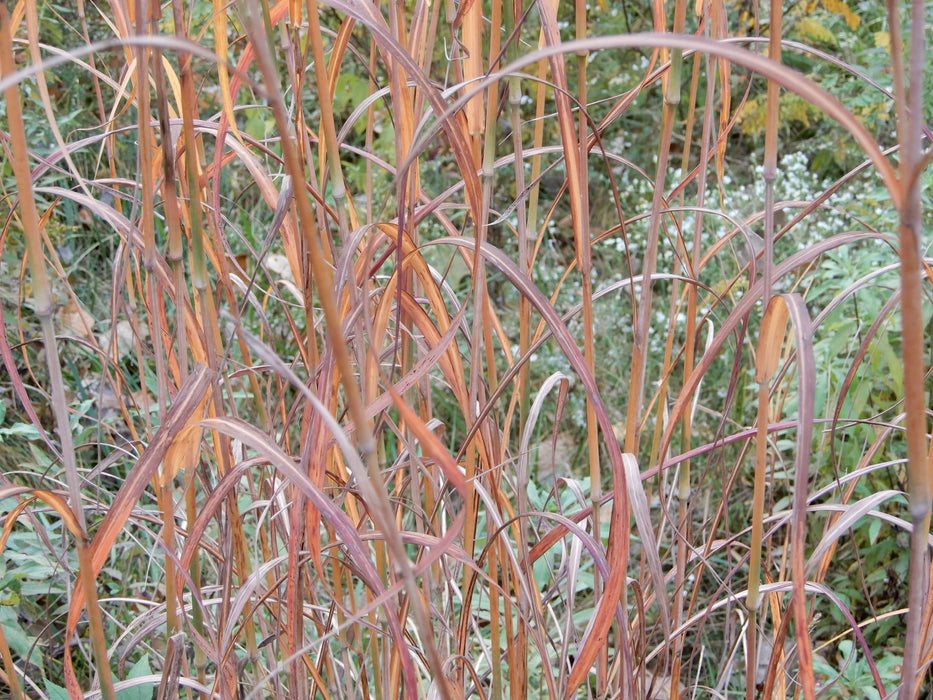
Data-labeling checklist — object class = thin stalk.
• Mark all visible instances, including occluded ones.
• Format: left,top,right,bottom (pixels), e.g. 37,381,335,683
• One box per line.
525,29,550,239
461,7,497,688
761,0,782,307
896,0,930,694
151,9,187,379
306,1,351,242
573,0,604,688
505,0,531,442
0,5,115,698
624,117,673,454
671,43,714,700
135,0,164,415
454,0,494,686
156,84,188,389
76,537,116,700
746,378,769,700
139,0,182,644
0,16,80,537
484,4,504,698
749,0,783,696
749,297,791,700
624,0,685,455
484,0,503,402
489,536,502,700
170,0,209,685
0,620,24,700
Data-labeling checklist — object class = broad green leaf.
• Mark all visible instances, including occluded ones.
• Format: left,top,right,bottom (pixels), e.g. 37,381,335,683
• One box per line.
45,682,70,700
116,654,153,700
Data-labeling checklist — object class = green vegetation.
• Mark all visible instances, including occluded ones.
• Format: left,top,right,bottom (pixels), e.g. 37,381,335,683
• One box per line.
0,0,930,698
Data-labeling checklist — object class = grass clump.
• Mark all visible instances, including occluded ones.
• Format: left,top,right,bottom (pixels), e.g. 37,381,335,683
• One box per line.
0,0,930,698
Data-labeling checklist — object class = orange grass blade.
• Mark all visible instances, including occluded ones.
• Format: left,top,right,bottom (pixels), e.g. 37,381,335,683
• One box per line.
763,294,818,699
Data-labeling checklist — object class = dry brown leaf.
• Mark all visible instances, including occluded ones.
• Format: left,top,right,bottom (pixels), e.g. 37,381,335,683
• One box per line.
162,391,211,486
756,296,790,383
57,297,95,341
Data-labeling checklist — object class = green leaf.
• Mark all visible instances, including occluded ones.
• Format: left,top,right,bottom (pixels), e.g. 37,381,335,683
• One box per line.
45,681,71,700
116,654,154,700
0,607,36,665
867,516,881,545
245,114,266,141
0,422,42,441
533,556,550,588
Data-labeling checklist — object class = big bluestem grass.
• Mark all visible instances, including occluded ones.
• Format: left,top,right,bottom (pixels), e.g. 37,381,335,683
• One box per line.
0,0,930,698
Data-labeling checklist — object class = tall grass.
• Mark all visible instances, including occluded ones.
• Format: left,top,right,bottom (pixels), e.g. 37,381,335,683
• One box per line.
0,0,930,698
